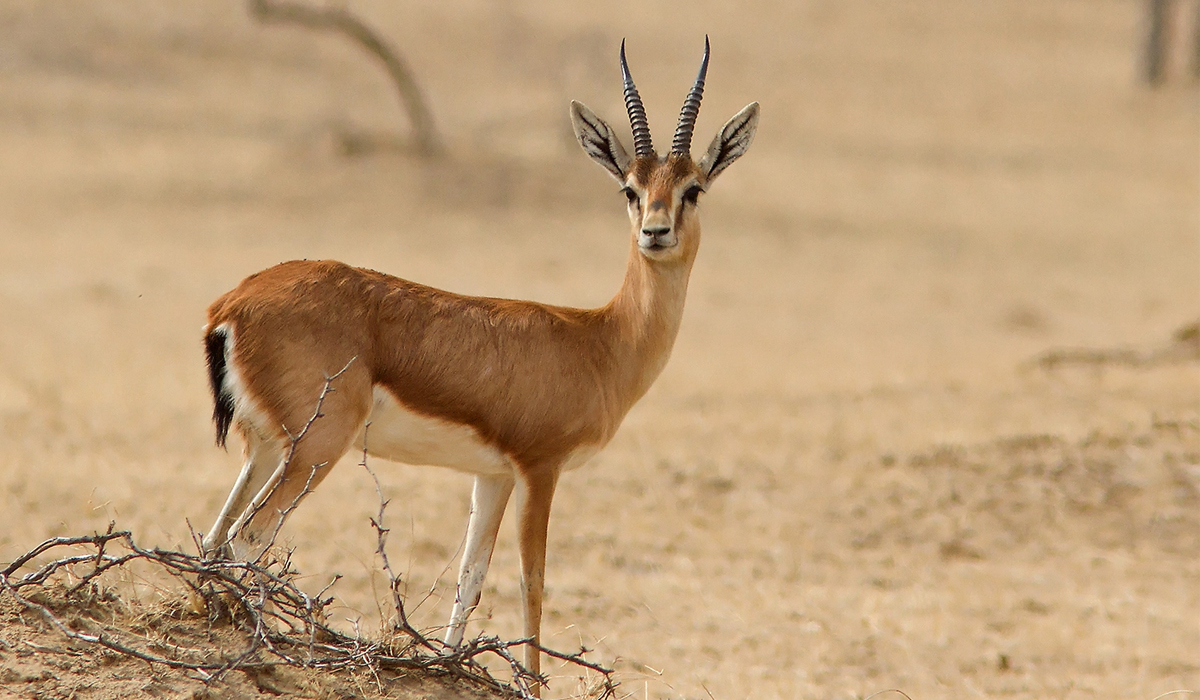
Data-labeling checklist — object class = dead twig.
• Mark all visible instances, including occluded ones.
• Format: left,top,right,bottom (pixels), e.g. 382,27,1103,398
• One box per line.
359,424,427,646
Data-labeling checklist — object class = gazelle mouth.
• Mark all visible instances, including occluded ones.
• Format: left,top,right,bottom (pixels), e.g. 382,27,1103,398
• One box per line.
639,241,678,256
638,230,677,252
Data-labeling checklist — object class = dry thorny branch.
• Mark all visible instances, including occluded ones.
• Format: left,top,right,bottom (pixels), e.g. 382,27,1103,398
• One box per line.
247,0,441,157
204,358,355,560
0,363,616,699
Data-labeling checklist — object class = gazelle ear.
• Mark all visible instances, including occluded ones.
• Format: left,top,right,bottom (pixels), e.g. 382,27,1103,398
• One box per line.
698,102,759,183
570,101,633,182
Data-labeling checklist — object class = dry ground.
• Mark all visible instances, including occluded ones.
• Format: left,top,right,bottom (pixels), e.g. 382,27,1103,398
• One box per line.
1,1,1198,698
0,581,505,700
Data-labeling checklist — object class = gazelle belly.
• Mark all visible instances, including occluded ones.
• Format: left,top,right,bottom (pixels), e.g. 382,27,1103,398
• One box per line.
357,386,513,475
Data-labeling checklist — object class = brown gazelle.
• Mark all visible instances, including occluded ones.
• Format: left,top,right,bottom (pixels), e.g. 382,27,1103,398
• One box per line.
200,37,758,686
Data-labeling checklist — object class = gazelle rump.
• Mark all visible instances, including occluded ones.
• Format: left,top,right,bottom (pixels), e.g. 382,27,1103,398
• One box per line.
200,38,758,687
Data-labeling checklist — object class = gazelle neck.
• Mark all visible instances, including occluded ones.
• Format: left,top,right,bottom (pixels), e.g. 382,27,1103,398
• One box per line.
604,225,700,405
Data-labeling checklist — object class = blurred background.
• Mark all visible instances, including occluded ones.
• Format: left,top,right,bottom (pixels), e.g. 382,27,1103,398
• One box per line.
0,1,1197,698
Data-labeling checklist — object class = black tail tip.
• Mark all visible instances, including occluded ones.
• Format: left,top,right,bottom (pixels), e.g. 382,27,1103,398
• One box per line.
204,327,235,449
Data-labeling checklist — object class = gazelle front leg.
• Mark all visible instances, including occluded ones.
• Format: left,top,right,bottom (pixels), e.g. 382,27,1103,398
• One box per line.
515,467,560,692
444,474,515,647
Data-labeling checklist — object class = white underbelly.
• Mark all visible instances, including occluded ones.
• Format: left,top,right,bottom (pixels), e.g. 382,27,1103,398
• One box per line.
357,387,513,476
559,444,600,472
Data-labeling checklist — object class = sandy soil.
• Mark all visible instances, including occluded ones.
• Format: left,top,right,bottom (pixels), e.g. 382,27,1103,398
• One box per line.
1,1,1198,698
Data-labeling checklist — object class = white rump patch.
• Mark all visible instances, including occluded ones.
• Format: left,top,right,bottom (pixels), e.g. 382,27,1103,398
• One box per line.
218,323,272,438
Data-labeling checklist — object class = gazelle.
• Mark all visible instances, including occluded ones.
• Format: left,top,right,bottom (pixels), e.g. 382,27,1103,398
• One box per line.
200,37,758,686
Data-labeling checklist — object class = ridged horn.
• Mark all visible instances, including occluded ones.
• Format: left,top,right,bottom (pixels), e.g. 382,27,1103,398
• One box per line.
671,35,710,157
621,39,655,159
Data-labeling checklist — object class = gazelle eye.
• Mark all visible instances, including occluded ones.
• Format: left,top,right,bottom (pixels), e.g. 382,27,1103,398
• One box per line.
682,185,703,205
621,187,639,206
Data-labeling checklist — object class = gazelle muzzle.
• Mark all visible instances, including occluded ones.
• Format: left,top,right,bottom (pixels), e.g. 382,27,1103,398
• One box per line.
639,201,676,250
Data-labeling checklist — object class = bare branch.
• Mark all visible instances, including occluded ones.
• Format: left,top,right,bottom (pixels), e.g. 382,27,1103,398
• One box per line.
357,425,442,655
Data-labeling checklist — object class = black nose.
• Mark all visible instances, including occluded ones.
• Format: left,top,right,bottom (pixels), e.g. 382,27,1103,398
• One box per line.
642,226,670,236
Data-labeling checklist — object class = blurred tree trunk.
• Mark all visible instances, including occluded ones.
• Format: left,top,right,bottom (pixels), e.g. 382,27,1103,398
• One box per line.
1143,0,1169,85
1142,0,1200,84
1192,0,1200,77
248,0,440,156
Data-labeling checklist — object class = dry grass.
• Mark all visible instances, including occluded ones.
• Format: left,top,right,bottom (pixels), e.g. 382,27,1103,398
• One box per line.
1,1,1198,698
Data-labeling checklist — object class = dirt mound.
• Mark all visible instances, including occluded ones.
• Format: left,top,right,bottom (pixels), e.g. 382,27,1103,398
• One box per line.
0,585,494,700
0,531,613,700
841,420,1200,560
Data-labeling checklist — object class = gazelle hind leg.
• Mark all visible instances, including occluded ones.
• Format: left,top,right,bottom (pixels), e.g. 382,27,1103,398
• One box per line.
202,429,283,556
444,474,514,647
226,366,373,562
225,440,347,562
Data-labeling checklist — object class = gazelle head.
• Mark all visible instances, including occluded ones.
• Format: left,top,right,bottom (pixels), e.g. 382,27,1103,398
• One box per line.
570,37,760,263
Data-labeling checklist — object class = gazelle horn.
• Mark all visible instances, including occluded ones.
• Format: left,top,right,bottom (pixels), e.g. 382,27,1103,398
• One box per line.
621,39,655,159
671,35,710,157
